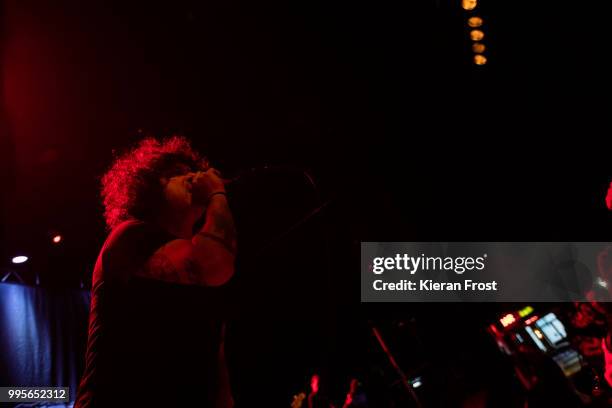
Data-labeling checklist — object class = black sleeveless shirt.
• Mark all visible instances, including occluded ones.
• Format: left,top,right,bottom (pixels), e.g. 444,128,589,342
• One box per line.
75,220,222,407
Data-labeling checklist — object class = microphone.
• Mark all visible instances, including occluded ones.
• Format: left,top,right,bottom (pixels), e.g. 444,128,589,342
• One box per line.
221,165,319,200
221,166,281,186
223,165,317,182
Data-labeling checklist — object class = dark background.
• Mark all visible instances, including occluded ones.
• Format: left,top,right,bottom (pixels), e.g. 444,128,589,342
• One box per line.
1,0,611,406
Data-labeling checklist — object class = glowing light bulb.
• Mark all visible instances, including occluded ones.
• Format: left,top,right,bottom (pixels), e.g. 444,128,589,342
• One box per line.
12,256,28,264
462,0,478,11
468,16,483,27
474,54,488,65
470,30,485,41
472,43,486,53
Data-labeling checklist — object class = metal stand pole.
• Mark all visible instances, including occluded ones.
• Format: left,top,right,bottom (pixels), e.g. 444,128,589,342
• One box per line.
371,324,423,408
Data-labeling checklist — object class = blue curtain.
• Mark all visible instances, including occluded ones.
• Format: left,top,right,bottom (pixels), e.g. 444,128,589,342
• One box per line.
0,282,90,404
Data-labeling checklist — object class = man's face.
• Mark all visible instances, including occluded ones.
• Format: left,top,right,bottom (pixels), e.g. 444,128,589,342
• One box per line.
163,172,196,211
160,163,200,213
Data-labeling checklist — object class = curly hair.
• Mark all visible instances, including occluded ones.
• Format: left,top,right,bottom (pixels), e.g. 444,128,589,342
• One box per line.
101,136,207,229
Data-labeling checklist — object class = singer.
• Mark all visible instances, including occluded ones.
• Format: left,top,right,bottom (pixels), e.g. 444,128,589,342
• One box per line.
74,136,235,407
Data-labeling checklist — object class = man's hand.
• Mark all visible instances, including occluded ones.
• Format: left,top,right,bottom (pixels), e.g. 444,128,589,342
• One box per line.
191,168,226,207
137,165,236,287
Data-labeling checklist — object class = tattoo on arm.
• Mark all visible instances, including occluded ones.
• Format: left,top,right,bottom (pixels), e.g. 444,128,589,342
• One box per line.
140,248,201,285
145,252,181,282
184,257,199,284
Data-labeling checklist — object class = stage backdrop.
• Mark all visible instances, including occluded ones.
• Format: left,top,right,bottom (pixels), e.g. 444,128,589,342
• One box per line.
0,282,90,403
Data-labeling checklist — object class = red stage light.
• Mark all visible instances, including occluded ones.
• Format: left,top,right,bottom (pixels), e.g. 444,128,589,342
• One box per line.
606,181,612,210
310,374,319,393
52,235,62,244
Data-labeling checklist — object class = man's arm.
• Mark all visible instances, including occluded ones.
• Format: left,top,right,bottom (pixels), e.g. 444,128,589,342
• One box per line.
136,171,236,287
191,192,237,286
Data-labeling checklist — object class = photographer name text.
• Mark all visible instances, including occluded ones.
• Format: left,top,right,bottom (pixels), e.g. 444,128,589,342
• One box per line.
373,279,498,292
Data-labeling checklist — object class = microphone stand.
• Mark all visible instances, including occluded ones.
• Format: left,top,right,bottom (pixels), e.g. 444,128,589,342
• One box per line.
225,165,334,257
370,324,423,408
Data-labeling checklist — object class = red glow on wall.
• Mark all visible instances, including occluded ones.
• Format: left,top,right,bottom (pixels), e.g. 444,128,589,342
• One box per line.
606,181,612,210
